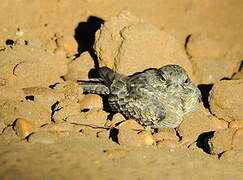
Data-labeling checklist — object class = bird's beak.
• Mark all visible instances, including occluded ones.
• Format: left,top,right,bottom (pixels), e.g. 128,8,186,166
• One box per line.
167,82,182,89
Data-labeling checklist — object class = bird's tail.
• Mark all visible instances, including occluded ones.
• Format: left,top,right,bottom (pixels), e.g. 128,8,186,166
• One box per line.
77,79,110,95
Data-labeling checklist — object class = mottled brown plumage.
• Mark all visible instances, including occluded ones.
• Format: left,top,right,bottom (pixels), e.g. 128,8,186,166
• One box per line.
78,65,201,129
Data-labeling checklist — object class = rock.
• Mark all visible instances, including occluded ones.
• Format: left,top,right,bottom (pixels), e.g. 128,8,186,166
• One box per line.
58,35,78,57
22,87,64,112
208,128,237,155
220,150,243,162
111,113,126,126
209,79,243,122
1,126,18,139
0,44,67,88
13,118,36,139
83,108,108,126
116,120,154,146
191,57,232,84
229,121,243,128
118,129,154,146
105,113,126,128
186,33,222,58
232,72,243,80
66,113,85,124
28,131,59,144
117,119,144,131
53,81,84,102
67,108,107,127
0,87,25,101
52,100,81,122
153,128,179,142
178,105,228,145
157,140,181,148
64,52,94,81
94,11,192,76
232,128,243,150
79,94,103,110
0,100,51,127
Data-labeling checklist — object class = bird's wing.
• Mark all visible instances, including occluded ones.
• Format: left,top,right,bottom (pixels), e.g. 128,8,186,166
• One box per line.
125,70,166,124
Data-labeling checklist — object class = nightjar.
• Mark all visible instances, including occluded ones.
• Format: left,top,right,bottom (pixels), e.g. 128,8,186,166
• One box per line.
78,65,201,129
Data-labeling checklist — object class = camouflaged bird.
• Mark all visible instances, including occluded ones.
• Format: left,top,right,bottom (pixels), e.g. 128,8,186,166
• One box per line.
78,65,201,129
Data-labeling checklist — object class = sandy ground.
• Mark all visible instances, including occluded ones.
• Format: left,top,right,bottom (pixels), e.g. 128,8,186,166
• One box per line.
0,0,243,179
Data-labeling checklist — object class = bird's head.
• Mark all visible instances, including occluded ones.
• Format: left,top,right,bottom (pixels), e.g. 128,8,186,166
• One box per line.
158,64,191,90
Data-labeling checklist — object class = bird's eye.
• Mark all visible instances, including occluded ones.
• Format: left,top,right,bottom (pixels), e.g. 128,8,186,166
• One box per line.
184,78,190,84
160,75,166,81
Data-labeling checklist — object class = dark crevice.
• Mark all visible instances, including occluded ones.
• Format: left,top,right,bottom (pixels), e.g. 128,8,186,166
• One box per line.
5,39,15,45
198,84,213,109
51,101,60,122
196,131,215,154
175,128,182,141
184,34,192,57
109,128,119,144
25,95,35,101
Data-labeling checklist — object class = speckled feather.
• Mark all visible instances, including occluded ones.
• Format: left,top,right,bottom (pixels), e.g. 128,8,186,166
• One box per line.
79,65,201,129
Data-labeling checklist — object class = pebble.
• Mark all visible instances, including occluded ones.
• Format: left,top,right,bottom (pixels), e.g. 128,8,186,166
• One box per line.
28,131,59,144
13,118,36,139
208,128,237,154
79,94,103,110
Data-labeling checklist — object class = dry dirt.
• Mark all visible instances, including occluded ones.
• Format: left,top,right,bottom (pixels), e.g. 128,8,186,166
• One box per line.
0,0,243,179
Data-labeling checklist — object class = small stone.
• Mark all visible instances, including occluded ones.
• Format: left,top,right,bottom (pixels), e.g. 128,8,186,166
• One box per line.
0,100,51,127
22,87,64,112
53,81,84,102
61,35,78,57
220,150,243,162
117,120,153,146
208,128,237,154
64,52,94,81
72,108,108,127
103,149,130,156
138,131,155,146
79,94,103,110
118,129,154,146
53,101,81,122
2,126,18,139
178,105,228,145
232,128,243,150
157,140,181,148
229,121,243,128
209,79,243,122
28,131,59,144
232,72,243,80
0,87,25,101
111,113,126,126
66,113,85,124
117,119,144,131
13,118,36,139
153,128,179,142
